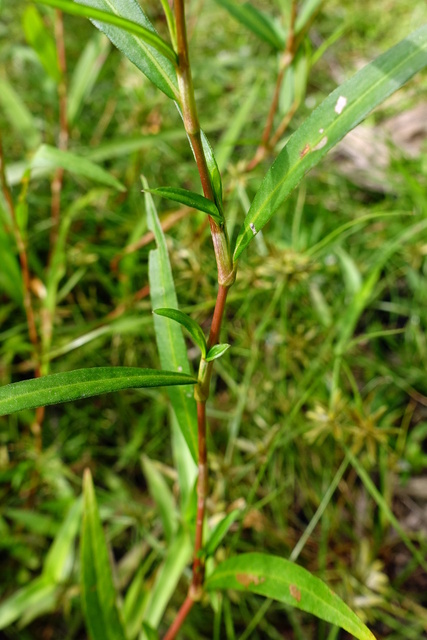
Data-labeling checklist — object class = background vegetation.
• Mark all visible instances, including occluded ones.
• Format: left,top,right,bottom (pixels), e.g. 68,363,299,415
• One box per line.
1,0,427,638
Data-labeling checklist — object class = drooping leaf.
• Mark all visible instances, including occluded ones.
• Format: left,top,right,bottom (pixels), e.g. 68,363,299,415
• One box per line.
233,25,427,260
205,553,376,640
0,367,197,416
144,187,222,223
0,576,58,630
213,0,285,50
154,307,207,358
31,144,126,191
143,177,198,461
22,5,61,82
36,0,178,65
205,343,230,362
73,0,179,99
81,469,128,640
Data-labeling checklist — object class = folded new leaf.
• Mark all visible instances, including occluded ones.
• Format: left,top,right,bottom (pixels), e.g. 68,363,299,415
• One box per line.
144,187,223,224
205,343,230,362
0,367,197,416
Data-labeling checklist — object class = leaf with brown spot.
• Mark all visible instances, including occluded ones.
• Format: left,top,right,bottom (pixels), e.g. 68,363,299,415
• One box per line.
289,584,301,602
206,553,377,640
236,573,265,588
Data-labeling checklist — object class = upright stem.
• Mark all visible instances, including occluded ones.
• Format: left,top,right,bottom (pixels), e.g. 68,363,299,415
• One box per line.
163,4,234,637
174,0,234,288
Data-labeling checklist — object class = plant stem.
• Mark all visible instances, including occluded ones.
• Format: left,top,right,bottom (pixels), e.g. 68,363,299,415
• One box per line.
174,0,234,287
164,6,235,636
163,595,195,640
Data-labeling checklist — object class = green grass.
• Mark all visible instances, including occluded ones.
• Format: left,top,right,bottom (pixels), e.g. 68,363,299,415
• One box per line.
1,0,427,637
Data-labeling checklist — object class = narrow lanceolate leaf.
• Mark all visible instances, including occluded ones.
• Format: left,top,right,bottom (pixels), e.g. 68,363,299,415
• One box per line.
0,367,197,416
206,553,376,640
32,144,126,191
234,25,427,261
0,77,42,149
213,0,285,50
144,187,222,223
81,469,128,640
154,308,207,358
143,178,198,461
36,0,177,65
74,0,179,100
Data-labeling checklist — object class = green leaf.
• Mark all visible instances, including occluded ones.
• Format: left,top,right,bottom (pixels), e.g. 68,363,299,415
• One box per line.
0,77,42,149
205,343,230,362
233,25,427,261
67,31,111,125
0,576,58,630
81,469,128,640
205,509,240,557
43,498,83,583
200,130,225,218
205,553,376,640
142,528,192,631
214,0,285,50
0,367,197,416
141,455,178,544
68,0,179,99
143,177,198,462
142,623,160,640
36,0,178,65
144,187,222,223
23,5,61,82
31,144,126,191
154,307,207,358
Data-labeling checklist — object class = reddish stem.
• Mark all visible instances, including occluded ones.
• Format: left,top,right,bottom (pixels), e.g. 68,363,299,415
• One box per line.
163,596,195,640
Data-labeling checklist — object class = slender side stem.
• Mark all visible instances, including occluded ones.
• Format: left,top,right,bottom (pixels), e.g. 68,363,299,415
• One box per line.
50,9,68,247
247,0,298,171
0,133,44,441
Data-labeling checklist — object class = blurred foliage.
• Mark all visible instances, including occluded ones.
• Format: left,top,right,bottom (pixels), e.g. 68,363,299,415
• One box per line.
0,0,427,638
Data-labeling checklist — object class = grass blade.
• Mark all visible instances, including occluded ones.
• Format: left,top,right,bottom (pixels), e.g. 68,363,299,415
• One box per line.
0,367,197,416
234,25,427,260
154,307,207,358
205,553,376,640
36,0,178,65
67,32,111,125
141,455,178,544
23,5,61,82
32,144,126,191
81,469,128,640
144,177,198,462
0,76,42,149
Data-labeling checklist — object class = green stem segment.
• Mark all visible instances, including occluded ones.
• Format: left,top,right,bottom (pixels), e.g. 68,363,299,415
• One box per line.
174,0,234,287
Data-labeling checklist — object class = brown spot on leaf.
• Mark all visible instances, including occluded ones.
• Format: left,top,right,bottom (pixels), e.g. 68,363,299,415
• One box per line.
300,144,310,158
236,573,266,588
289,584,301,602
